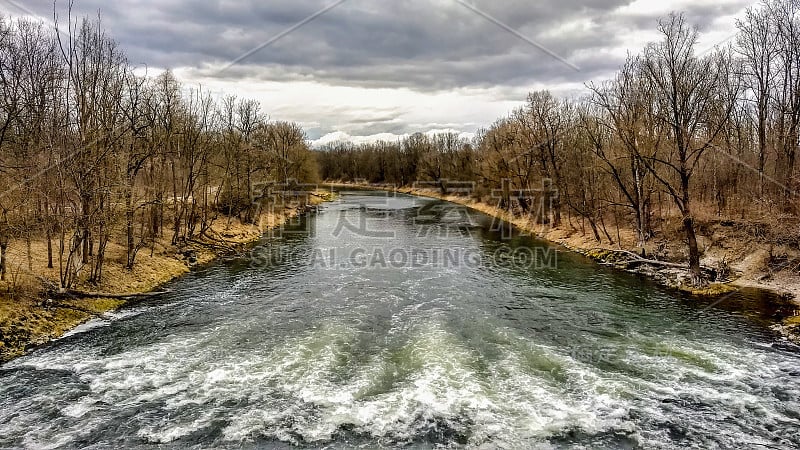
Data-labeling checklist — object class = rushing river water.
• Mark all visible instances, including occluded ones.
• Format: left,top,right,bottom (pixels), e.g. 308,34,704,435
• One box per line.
1,191,799,449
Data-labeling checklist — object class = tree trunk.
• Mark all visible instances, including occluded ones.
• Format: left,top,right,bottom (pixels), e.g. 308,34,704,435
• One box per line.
588,216,601,242
683,215,704,286
438,179,448,195
518,195,530,212
0,242,6,282
81,195,91,264
82,229,89,264
757,105,767,197
785,137,797,213
680,163,705,286
551,190,561,227
47,227,53,269
125,186,136,269
151,193,161,236
598,214,614,244
501,179,511,211
26,234,32,271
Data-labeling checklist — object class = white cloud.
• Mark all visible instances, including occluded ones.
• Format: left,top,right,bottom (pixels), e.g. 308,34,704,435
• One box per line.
173,69,523,139
310,129,477,148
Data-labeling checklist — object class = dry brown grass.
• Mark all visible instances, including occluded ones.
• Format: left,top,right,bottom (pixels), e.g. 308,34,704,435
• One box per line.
396,186,800,304
0,190,334,362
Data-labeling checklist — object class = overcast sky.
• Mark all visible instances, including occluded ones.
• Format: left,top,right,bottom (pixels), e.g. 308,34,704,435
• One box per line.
3,0,753,144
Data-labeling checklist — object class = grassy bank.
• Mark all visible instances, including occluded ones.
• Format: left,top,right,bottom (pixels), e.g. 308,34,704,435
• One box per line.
0,191,336,363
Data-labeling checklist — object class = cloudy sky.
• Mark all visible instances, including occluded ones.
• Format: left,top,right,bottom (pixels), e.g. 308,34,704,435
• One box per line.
3,0,753,145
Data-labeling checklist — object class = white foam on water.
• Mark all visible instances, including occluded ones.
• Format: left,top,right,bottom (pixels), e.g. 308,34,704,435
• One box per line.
60,399,96,418
102,307,147,321
58,318,111,339
3,307,799,448
55,307,150,342
137,409,220,444
195,319,643,447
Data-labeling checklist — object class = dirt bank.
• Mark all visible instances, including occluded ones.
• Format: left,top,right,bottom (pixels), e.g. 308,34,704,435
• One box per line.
332,183,800,341
0,191,336,363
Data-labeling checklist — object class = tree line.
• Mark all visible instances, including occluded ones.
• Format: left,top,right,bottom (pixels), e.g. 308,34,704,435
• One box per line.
0,11,318,291
317,3,800,285
1,2,798,290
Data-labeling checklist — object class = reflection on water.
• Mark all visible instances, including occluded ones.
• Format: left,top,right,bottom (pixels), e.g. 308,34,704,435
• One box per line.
1,191,799,449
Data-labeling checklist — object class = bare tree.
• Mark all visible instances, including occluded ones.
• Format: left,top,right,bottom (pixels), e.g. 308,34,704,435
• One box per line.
639,14,739,284
121,70,157,268
589,57,660,246
737,3,779,196
769,0,800,211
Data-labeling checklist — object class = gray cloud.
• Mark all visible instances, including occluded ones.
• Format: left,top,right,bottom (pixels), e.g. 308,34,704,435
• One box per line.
9,0,751,87
4,0,753,138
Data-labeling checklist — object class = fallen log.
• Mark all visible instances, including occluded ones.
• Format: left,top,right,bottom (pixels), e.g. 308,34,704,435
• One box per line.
596,249,720,279
51,289,171,299
189,238,238,253
609,249,688,269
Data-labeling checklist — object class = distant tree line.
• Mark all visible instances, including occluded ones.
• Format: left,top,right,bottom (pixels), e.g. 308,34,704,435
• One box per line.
0,10,318,290
317,4,800,285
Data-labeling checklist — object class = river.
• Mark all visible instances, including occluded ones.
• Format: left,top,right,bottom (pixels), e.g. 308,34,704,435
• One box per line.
1,191,799,449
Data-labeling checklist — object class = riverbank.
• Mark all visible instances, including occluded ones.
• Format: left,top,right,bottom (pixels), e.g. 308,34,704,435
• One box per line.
4,190,798,449
329,183,800,341
0,191,336,363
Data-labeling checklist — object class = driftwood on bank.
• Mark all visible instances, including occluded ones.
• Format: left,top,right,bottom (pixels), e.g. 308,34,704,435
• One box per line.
35,272,172,300
50,289,171,300
608,249,689,269
592,248,721,281
189,237,239,253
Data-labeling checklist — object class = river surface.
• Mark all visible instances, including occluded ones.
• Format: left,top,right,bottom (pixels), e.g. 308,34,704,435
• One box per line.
1,191,799,449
